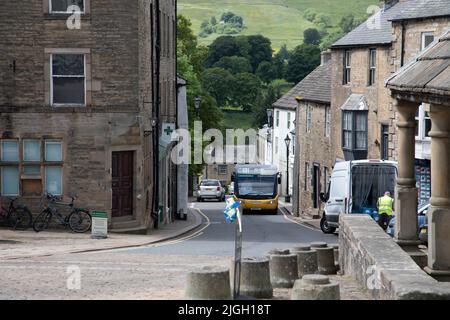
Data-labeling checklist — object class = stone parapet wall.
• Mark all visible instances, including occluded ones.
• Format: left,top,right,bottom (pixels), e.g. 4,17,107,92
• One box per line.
339,214,450,299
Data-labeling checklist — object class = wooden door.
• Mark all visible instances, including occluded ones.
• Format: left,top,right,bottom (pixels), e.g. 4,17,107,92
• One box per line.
112,151,134,217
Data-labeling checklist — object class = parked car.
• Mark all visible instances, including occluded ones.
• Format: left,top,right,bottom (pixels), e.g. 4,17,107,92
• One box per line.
387,203,430,244
320,160,398,234
197,179,225,202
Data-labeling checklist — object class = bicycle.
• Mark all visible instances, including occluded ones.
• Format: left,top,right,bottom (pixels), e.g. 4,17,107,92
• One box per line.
33,193,92,233
0,197,33,230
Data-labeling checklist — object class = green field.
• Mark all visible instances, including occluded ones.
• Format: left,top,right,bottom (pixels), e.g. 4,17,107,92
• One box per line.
178,0,378,49
223,110,255,130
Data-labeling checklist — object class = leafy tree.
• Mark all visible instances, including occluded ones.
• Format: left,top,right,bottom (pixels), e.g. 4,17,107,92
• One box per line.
303,8,317,22
285,44,321,84
276,44,290,61
177,15,198,59
246,35,273,72
204,36,241,67
314,13,332,29
232,73,262,112
210,16,217,26
221,11,236,23
201,67,235,107
339,14,356,33
256,61,279,83
252,85,281,128
229,15,244,28
213,56,252,74
303,28,321,45
320,29,345,50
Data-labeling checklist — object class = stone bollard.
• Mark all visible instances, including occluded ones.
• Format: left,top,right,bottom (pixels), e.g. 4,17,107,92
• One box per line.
185,266,232,300
291,248,318,277
269,254,298,288
267,248,290,256
291,244,311,252
310,241,328,249
233,257,273,299
330,244,339,266
316,247,338,275
291,274,340,300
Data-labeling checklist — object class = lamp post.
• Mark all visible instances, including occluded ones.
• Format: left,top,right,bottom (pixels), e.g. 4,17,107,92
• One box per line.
194,96,202,117
284,134,291,203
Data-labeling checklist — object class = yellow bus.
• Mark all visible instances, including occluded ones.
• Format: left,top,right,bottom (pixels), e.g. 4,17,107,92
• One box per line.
232,164,281,215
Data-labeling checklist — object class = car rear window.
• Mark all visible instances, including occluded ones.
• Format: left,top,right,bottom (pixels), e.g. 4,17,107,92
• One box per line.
201,180,220,186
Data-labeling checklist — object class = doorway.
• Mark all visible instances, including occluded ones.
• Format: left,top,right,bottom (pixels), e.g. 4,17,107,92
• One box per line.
112,151,134,218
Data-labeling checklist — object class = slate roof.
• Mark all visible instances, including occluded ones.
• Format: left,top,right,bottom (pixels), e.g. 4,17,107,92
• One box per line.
390,0,450,21
340,94,369,111
331,2,405,48
332,0,450,48
272,62,331,110
387,30,450,95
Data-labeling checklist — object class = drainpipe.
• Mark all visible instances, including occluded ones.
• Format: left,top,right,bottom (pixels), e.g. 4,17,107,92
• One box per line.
400,21,406,67
152,0,161,229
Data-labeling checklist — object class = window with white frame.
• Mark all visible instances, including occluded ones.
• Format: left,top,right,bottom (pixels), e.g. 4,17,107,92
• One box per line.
50,0,85,13
343,50,351,85
415,105,432,140
306,104,312,133
325,106,331,137
342,111,368,151
218,165,228,176
368,49,376,86
287,112,291,129
276,110,280,127
51,54,86,106
0,139,63,196
421,32,434,51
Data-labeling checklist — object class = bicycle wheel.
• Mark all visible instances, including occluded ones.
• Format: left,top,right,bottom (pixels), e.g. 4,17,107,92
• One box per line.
69,210,92,233
33,210,52,232
9,207,33,230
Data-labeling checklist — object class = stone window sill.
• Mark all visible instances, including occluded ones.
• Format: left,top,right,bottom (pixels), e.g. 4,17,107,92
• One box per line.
44,13,91,21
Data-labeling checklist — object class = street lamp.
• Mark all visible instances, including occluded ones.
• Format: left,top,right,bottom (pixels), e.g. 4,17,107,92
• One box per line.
284,134,292,203
266,108,274,165
194,96,202,116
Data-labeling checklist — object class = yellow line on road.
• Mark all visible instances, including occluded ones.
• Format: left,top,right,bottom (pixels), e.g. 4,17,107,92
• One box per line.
281,210,319,232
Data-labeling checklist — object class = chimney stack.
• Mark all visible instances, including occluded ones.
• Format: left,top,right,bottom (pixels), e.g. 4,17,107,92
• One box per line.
321,50,331,65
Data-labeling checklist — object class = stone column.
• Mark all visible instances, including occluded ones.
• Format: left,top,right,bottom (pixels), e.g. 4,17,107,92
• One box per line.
425,104,450,279
394,99,420,244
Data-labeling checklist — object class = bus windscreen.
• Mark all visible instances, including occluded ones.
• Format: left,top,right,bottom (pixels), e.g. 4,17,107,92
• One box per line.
236,174,277,199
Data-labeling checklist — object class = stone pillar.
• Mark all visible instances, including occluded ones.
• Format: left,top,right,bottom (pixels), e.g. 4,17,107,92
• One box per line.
425,104,450,279
394,99,420,245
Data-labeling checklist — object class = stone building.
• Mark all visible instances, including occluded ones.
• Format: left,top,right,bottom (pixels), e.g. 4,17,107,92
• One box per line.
388,0,450,206
0,0,178,231
329,0,450,208
291,53,332,218
387,29,450,280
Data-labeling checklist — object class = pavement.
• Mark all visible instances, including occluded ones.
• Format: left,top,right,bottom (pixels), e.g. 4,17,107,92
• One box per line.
0,208,203,260
0,201,371,300
278,200,322,230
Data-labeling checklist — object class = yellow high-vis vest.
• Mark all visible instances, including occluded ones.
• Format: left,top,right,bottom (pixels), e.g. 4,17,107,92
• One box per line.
378,196,394,216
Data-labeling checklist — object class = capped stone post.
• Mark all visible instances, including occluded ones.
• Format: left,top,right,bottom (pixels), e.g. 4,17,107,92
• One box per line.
291,274,340,300
232,257,273,298
185,266,232,300
269,254,299,288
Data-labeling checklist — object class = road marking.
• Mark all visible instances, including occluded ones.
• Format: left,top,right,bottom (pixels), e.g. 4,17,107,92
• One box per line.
281,210,320,232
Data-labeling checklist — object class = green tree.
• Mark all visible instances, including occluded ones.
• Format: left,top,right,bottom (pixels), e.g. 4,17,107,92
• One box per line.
213,56,252,74
303,8,317,22
276,44,290,61
210,16,217,26
285,44,321,84
232,73,262,112
303,28,321,45
201,67,235,107
320,30,345,50
256,61,279,83
204,36,241,67
221,11,236,23
314,13,332,29
247,35,273,72
252,85,281,128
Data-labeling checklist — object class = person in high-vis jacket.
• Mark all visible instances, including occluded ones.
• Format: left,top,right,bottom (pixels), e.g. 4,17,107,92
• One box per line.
377,191,394,231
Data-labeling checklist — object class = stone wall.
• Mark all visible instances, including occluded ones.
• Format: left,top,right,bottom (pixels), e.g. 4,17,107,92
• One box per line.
330,46,393,162
295,100,332,217
339,214,450,299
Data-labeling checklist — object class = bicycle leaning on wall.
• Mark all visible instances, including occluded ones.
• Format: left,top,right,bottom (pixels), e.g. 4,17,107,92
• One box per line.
0,197,33,230
33,193,92,233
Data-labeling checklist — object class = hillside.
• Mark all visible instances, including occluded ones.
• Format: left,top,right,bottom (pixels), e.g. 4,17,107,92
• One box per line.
178,0,379,49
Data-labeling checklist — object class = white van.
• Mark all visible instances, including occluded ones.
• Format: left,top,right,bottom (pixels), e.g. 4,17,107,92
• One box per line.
320,160,398,234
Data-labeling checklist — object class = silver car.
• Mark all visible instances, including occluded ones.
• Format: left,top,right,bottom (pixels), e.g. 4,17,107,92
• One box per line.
197,180,225,202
